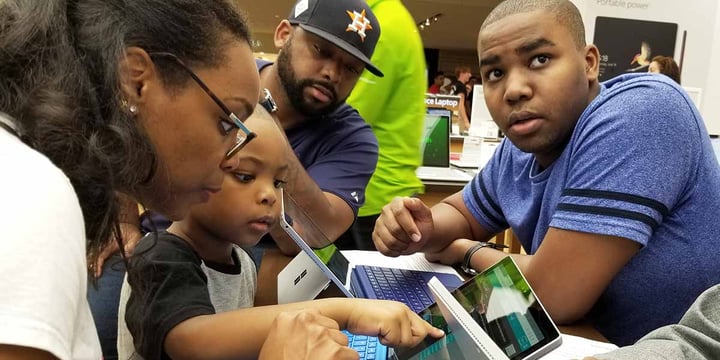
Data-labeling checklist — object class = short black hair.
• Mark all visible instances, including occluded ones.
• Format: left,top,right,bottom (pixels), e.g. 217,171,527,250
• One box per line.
481,0,586,49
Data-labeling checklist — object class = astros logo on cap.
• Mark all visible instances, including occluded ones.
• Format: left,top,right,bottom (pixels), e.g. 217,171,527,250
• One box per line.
346,9,373,42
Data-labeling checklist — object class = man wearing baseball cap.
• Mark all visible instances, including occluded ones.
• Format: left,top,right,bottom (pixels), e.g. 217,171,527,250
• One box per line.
253,0,383,266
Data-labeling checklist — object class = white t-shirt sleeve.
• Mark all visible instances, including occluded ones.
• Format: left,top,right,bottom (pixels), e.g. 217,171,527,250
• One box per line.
0,132,101,359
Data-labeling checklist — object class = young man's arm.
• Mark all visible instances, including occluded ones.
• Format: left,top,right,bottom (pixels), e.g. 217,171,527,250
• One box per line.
372,191,498,257
434,227,640,324
424,185,640,324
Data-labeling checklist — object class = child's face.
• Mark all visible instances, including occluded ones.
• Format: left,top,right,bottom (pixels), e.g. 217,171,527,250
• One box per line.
188,109,289,247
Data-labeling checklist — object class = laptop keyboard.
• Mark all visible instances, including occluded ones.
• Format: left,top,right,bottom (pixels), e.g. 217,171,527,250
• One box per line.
343,331,382,360
361,265,435,312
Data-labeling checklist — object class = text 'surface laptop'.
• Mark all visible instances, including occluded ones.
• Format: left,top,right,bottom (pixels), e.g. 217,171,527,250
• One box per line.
278,189,464,360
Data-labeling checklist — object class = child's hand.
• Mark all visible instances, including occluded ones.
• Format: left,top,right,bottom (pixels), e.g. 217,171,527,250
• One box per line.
345,299,445,348
259,309,359,360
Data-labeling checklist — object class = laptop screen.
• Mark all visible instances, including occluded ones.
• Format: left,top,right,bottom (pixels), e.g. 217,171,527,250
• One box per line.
280,189,351,288
421,111,451,167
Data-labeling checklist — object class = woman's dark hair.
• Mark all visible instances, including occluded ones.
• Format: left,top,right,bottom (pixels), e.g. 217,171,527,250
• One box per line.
0,0,251,275
651,56,681,84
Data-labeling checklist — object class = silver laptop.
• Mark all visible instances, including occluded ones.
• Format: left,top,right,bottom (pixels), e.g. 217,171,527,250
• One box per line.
277,189,463,360
277,189,463,301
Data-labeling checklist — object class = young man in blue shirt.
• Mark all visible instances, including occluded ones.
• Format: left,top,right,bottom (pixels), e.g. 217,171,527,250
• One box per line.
373,0,720,346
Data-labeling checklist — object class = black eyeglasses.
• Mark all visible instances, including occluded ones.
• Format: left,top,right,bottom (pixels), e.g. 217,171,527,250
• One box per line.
148,52,256,160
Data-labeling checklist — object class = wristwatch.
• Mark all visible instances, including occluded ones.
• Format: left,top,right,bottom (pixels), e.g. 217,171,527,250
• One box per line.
259,88,278,113
460,241,507,276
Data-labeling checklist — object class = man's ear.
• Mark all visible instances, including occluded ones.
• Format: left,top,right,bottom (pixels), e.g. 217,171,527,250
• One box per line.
584,44,600,83
118,47,156,105
274,20,294,50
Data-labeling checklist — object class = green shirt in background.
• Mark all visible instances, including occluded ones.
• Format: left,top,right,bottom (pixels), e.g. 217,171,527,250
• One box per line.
346,0,426,216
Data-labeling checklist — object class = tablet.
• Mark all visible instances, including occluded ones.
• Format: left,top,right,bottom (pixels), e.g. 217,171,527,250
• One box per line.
394,257,562,360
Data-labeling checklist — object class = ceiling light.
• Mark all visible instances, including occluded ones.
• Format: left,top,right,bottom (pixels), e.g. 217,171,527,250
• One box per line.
417,13,442,30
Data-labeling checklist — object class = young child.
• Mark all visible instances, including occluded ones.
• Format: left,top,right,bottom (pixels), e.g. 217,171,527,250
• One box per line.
117,106,442,360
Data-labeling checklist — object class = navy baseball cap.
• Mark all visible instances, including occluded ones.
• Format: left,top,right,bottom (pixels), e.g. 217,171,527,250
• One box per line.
288,0,384,77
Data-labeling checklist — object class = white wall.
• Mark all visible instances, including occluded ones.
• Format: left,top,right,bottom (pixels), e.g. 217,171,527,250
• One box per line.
572,0,720,135
704,3,720,135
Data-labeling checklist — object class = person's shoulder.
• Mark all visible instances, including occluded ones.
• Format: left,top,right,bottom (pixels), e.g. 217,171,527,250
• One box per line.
2,130,79,209
2,130,66,180
255,58,273,73
317,105,377,148
329,103,361,120
590,73,694,125
132,231,200,265
493,138,534,170
329,104,372,130
601,73,683,100
452,81,466,94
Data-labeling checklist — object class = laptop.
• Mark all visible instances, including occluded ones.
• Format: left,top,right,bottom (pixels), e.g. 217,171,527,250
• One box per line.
395,257,563,360
416,109,474,183
278,189,464,359
450,137,501,170
278,189,464,302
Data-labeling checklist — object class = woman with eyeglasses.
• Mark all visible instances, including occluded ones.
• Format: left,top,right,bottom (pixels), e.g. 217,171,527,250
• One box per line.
0,1,441,359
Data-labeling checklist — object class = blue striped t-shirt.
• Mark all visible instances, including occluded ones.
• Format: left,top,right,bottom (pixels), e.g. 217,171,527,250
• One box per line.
463,73,720,345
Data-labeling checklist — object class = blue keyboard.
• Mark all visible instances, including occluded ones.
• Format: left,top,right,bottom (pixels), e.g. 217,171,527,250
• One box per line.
345,265,463,359
343,330,386,360
352,265,463,312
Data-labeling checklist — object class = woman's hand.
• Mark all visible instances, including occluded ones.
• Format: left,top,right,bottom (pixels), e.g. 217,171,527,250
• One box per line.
259,310,358,360
93,222,142,277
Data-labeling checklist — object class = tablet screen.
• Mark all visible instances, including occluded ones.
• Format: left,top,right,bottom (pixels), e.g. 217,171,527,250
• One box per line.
281,190,351,286
395,257,560,360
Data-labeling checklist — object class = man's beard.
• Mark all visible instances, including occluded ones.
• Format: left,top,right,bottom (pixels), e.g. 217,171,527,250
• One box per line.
276,39,344,117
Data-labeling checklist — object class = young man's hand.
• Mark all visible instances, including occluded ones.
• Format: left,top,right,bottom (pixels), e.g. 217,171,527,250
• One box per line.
372,197,434,257
424,238,477,265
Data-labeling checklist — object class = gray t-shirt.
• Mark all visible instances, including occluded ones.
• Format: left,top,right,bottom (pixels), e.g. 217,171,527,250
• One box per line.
117,232,256,360
594,284,720,360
